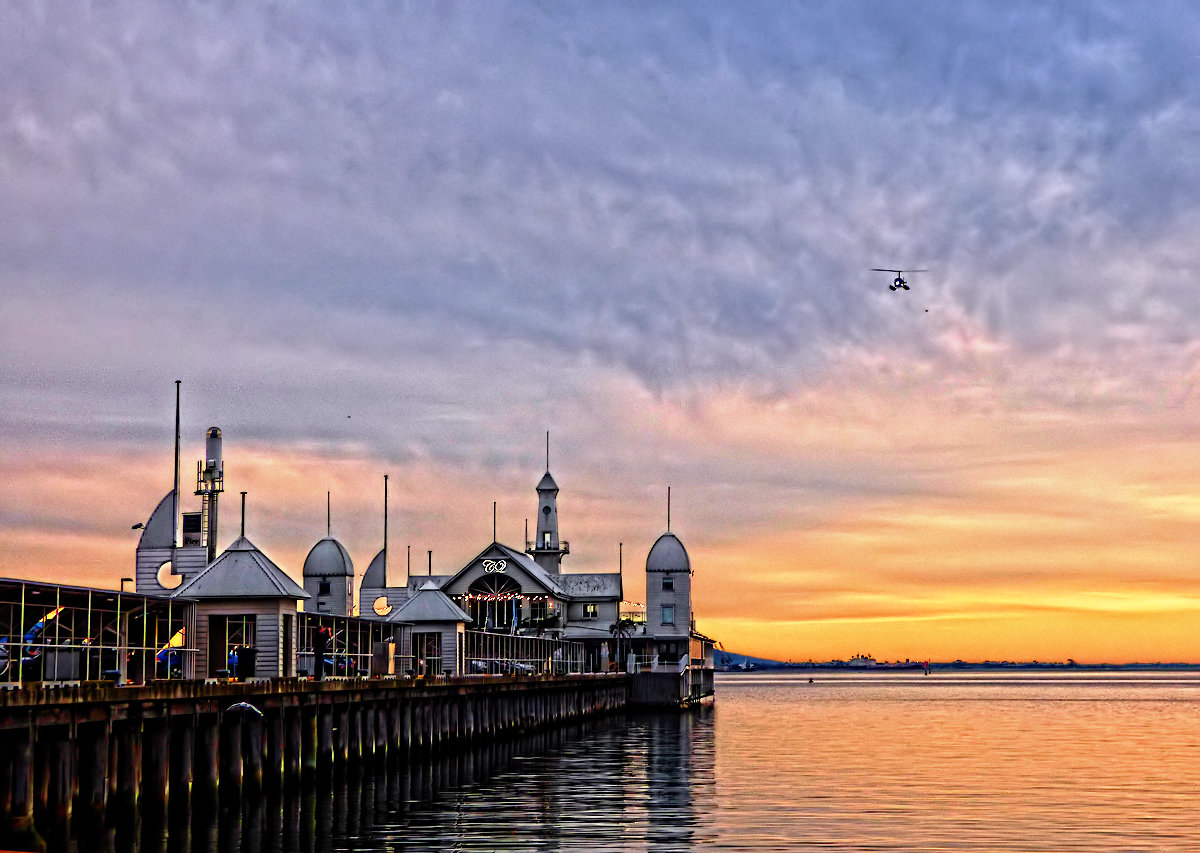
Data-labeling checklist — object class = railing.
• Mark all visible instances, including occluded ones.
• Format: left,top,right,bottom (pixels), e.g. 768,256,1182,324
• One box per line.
462,630,587,676
524,540,570,554
625,654,688,674
296,613,402,679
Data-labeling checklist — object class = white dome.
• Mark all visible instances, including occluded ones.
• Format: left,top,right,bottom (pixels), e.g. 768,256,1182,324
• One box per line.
646,533,690,573
303,537,354,577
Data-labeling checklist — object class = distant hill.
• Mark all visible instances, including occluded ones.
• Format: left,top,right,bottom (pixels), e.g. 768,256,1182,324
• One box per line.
715,650,787,669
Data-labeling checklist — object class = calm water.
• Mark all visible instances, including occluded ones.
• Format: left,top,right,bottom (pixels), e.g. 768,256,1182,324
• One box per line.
114,672,1200,851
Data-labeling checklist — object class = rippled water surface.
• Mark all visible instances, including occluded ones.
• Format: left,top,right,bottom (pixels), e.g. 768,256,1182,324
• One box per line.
130,672,1200,851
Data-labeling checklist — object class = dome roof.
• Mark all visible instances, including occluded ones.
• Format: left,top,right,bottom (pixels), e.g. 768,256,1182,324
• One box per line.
646,533,690,574
303,537,354,577
361,547,387,588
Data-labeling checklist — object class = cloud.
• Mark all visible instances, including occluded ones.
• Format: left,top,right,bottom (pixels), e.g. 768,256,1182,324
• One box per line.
7,3,1200,659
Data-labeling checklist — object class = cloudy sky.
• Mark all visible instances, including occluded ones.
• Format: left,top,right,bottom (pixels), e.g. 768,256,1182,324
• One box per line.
6,2,1200,662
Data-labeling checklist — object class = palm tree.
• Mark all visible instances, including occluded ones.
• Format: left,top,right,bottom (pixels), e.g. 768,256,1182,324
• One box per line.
609,618,636,672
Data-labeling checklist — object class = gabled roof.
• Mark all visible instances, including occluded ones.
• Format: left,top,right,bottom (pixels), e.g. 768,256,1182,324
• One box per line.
361,547,387,589
172,536,309,600
536,470,558,491
439,542,566,597
389,581,471,624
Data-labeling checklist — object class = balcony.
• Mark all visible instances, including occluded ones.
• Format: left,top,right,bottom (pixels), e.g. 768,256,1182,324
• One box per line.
525,540,569,554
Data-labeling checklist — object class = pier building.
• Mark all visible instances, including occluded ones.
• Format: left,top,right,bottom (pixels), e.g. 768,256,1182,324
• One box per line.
125,411,714,691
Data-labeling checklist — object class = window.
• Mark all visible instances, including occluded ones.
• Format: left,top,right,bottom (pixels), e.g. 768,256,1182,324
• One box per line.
585,603,599,619
662,575,674,591
318,580,331,596
531,599,548,621
661,605,675,625
543,531,551,547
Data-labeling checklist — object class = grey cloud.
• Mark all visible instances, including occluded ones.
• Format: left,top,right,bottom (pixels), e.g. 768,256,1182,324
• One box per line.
5,2,1200,408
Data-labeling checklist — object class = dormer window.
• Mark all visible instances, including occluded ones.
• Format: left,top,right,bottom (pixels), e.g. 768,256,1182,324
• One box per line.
662,575,673,591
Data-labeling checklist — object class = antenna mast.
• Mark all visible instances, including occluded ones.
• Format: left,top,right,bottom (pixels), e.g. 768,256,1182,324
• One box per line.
326,491,331,537
383,474,389,573
667,486,671,532
173,381,181,549
240,492,247,537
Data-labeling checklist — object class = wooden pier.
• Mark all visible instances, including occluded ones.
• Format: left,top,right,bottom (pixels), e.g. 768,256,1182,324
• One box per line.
0,674,629,849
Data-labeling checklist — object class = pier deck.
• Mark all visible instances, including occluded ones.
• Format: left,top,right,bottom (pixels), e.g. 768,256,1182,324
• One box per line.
0,673,629,849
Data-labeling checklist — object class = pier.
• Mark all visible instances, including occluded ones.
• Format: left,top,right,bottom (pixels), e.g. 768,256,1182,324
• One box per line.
0,673,629,848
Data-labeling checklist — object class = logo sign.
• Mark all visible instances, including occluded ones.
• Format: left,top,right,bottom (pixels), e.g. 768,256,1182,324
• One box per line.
482,559,507,574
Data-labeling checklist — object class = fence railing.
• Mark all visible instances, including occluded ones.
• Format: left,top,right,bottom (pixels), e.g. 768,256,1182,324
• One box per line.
625,654,689,674
462,630,587,676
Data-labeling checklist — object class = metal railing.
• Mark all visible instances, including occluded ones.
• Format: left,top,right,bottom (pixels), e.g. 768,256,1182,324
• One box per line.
462,630,587,676
524,540,570,554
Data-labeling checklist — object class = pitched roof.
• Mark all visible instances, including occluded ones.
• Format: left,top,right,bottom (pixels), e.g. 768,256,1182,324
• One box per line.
172,536,309,600
389,581,471,624
439,542,566,597
536,470,558,491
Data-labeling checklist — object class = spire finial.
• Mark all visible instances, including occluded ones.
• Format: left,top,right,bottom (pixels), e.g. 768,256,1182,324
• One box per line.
326,491,331,537
546,430,550,471
240,491,247,537
383,474,389,574
667,486,671,533
493,501,497,543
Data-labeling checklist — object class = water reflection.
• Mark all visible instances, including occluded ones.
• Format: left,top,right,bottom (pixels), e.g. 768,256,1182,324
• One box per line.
68,710,715,852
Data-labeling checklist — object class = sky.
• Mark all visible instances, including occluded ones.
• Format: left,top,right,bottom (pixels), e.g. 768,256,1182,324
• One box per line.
5,2,1200,663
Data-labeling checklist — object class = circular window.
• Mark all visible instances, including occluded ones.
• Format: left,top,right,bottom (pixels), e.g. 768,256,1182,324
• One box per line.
542,506,551,516
373,596,392,616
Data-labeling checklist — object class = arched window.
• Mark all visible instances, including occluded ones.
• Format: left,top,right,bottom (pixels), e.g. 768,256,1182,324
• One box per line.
466,575,523,632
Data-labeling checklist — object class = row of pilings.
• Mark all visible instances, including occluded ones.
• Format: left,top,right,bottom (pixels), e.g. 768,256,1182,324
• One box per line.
0,673,630,849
